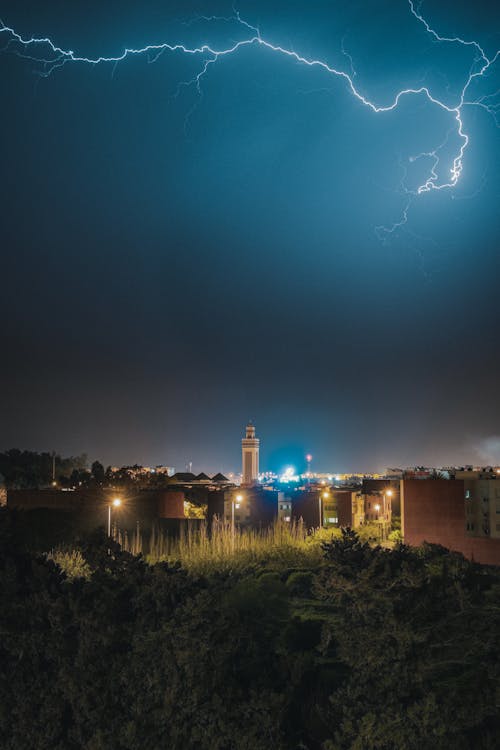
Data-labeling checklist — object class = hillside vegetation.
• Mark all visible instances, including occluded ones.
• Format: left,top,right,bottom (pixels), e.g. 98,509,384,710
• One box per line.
1,512,499,750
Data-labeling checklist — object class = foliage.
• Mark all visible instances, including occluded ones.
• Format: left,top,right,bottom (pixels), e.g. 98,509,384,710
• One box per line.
356,521,382,542
388,528,403,543
0,519,499,749
46,548,91,579
141,518,324,573
0,449,88,488
183,501,207,519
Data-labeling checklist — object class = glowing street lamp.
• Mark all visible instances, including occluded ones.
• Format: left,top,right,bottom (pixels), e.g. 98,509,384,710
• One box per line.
108,497,122,536
232,493,243,551
319,490,329,528
380,489,393,541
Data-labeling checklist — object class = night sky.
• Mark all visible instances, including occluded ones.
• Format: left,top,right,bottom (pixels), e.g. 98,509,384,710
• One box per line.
1,0,499,474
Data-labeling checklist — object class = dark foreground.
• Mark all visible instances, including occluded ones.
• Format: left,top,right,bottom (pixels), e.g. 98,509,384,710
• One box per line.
1,515,499,750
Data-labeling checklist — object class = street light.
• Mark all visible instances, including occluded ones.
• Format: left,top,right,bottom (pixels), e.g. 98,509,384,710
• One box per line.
108,497,122,537
380,489,393,541
232,493,243,551
319,491,329,528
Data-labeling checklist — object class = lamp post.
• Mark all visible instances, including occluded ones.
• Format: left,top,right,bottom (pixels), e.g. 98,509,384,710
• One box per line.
232,493,243,552
319,491,329,528
374,503,381,537
108,497,122,537
382,489,393,541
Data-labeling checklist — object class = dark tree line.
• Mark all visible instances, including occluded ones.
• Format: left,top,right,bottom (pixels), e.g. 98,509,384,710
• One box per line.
0,449,88,488
0,515,499,749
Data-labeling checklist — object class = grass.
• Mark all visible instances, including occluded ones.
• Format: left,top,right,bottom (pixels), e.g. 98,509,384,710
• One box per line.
47,519,344,577
141,518,341,573
47,548,91,579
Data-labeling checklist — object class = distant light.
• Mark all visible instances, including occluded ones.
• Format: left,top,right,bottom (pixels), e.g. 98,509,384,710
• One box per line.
236,493,243,502
112,498,122,507
279,466,298,483
386,489,393,497
306,454,312,462
335,475,341,481
322,491,330,499
374,503,380,511
235,503,240,509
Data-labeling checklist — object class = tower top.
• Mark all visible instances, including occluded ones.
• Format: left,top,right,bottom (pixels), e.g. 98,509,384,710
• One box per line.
242,422,259,485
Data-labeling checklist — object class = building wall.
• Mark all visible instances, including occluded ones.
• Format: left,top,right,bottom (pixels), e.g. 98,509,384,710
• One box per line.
224,488,277,527
291,490,322,529
291,490,347,529
361,479,400,516
464,479,500,539
7,488,185,526
206,490,225,523
401,479,500,565
337,491,355,527
156,491,186,519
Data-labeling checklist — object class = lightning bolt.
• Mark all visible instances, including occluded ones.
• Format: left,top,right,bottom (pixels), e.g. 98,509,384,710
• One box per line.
1,1,498,237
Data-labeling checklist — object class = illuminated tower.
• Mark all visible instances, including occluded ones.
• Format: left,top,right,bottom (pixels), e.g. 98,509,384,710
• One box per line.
241,422,259,486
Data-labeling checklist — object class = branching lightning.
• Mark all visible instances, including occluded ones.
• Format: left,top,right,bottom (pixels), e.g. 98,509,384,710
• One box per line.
1,1,499,237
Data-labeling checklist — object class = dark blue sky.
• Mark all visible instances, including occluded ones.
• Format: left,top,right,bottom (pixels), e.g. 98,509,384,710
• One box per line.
1,0,499,473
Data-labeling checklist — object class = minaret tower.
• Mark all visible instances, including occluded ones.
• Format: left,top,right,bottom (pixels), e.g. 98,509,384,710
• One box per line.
241,422,259,486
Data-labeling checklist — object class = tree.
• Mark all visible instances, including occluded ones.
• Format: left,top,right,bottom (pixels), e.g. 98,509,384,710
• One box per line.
91,461,105,484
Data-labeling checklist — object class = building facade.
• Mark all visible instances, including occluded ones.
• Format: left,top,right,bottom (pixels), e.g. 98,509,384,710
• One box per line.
241,423,259,486
400,479,500,565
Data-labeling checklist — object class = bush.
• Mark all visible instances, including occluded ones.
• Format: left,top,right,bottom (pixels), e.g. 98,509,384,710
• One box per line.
1,519,500,749
285,570,315,597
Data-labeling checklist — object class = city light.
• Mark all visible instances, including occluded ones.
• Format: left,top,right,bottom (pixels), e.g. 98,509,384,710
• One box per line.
108,497,122,536
279,466,299,483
